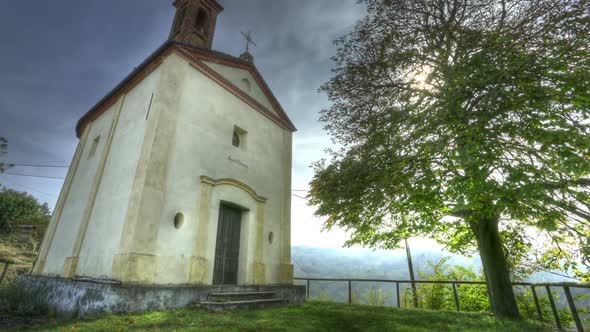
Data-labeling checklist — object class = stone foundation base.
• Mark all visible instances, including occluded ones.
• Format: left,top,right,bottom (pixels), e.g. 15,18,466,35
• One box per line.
18,275,305,319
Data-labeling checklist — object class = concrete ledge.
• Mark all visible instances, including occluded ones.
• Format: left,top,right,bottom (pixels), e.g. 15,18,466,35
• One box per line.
18,275,305,319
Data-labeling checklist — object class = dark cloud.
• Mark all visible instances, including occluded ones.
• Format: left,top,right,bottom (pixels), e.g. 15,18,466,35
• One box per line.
0,0,365,209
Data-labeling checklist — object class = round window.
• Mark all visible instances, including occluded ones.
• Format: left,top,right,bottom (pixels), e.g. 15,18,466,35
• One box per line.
174,213,185,229
241,78,252,92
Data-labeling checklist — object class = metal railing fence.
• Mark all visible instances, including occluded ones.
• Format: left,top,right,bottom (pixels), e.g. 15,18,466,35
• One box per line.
294,277,590,332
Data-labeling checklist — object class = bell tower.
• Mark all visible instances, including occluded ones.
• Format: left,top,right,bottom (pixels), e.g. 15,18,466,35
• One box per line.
170,0,224,49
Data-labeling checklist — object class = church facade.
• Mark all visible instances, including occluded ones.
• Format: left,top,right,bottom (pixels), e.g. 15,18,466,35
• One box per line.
33,0,296,287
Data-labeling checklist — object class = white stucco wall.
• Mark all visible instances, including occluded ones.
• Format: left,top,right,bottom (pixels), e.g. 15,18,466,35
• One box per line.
75,67,162,278
153,53,291,284
40,50,292,285
43,107,116,275
203,61,279,117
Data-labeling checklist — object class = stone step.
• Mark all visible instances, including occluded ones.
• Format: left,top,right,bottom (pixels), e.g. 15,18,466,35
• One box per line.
209,291,276,302
201,298,286,312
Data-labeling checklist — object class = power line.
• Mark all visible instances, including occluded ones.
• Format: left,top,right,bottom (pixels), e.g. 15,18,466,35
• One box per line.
2,172,66,180
519,262,579,280
292,257,313,276
292,193,309,201
1,171,312,194
7,163,68,168
0,177,58,198
2,163,313,191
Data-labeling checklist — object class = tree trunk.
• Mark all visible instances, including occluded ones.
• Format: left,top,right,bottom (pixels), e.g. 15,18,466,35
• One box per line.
474,217,520,319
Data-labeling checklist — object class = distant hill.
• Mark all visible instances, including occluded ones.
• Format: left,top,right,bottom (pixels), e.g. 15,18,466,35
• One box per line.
291,245,578,283
291,245,586,307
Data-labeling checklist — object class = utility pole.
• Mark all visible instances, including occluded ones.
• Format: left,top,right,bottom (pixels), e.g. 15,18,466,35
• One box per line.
405,237,419,308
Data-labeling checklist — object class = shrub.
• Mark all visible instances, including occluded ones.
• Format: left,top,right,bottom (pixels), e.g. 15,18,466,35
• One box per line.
0,278,49,317
401,257,488,311
515,287,590,328
400,256,589,330
315,289,334,302
454,283,490,312
363,284,391,306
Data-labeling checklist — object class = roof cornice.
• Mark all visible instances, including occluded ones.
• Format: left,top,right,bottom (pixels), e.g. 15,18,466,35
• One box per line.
173,0,224,12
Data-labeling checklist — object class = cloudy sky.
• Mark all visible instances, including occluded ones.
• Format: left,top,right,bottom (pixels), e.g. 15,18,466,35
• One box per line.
0,0,370,247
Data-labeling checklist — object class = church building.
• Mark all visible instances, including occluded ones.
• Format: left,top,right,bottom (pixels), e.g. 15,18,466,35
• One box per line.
32,0,297,290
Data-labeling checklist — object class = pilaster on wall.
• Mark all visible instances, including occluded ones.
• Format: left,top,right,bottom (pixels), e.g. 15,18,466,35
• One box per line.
113,54,188,284
62,256,79,278
252,262,266,285
252,201,266,284
65,96,126,278
280,131,293,284
188,180,214,284
33,127,90,275
280,264,294,284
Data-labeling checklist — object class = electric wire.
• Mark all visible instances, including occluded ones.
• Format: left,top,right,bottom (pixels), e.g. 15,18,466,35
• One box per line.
2,172,66,180
6,163,68,168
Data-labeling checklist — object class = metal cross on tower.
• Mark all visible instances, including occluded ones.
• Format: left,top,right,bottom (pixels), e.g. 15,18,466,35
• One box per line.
241,30,257,53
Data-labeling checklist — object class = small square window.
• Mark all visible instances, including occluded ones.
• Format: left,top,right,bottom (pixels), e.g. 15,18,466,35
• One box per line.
232,126,247,149
232,131,240,147
88,136,101,158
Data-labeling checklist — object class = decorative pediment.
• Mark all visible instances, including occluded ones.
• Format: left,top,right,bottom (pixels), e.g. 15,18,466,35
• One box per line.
201,61,280,117
200,176,267,202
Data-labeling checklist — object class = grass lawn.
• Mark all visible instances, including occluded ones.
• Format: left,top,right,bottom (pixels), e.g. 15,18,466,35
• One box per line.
8,301,550,332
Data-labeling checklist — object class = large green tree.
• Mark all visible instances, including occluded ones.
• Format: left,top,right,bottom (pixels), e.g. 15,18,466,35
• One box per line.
0,137,49,233
0,188,51,233
310,0,590,318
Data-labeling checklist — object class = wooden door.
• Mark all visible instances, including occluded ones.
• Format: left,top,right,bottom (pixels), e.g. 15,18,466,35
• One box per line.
213,204,242,285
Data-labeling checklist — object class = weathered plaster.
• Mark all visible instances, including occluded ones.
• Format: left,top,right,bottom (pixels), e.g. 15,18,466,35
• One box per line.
78,66,161,277
115,54,188,283
202,61,278,116
33,127,89,274
36,50,294,286
43,106,116,275
19,276,305,319
68,95,126,276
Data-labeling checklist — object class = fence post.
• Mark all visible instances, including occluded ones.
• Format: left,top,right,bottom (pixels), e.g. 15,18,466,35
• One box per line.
563,286,584,332
546,286,563,331
306,279,310,299
396,282,400,308
348,281,352,304
0,262,9,285
452,283,460,311
531,285,543,321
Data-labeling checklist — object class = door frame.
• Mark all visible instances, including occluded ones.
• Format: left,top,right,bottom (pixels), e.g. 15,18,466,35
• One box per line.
212,201,248,285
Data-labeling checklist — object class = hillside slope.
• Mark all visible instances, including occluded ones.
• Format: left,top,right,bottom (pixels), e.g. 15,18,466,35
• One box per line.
0,233,37,284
